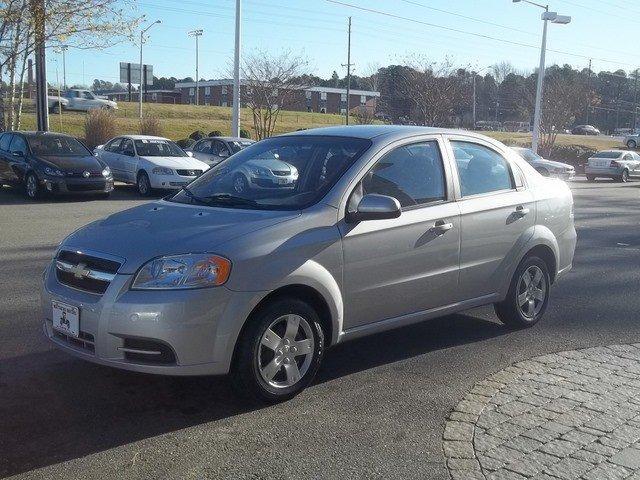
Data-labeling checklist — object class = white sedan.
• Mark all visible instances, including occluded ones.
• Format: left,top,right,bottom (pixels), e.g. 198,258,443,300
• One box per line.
95,135,210,196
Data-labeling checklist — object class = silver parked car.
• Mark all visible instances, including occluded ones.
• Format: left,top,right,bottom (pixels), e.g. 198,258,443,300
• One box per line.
510,147,575,180
188,136,255,167
584,149,640,182
41,126,576,402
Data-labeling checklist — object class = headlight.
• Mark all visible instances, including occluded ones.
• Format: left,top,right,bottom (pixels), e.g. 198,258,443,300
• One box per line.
250,167,270,176
152,167,174,175
102,166,111,177
44,166,65,177
131,254,231,290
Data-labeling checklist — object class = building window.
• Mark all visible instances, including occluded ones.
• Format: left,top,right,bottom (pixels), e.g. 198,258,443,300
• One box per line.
221,85,228,94
340,93,347,102
340,108,347,115
272,88,278,97
222,101,227,107
305,91,312,100
151,92,158,101
189,88,194,96
320,91,327,100
205,86,211,95
361,95,367,105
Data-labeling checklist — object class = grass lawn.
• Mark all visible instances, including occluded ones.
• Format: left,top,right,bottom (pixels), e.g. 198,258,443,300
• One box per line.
19,101,349,140
17,101,622,151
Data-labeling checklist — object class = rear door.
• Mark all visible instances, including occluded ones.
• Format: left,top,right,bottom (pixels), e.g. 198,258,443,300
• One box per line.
446,137,535,301
99,137,123,179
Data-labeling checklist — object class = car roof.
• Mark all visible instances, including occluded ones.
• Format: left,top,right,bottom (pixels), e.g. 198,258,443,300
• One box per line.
4,131,75,139
119,134,169,141
280,124,475,140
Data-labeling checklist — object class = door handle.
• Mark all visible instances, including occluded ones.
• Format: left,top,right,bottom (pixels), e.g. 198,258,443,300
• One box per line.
515,206,530,217
432,219,453,235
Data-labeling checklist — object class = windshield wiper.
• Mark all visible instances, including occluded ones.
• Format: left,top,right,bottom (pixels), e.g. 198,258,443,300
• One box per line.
204,193,259,207
180,186,211,206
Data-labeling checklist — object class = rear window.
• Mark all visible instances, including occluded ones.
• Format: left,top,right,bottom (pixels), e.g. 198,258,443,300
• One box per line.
592,151,621,159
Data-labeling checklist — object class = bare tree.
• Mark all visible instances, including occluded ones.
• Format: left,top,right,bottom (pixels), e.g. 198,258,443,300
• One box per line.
241,50,309,139
401,56,467,127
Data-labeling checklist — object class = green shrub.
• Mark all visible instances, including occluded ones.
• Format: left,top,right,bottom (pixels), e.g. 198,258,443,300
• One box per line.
208,130,223,137
189,130,206,141
176,138,196,149
239,128,251,139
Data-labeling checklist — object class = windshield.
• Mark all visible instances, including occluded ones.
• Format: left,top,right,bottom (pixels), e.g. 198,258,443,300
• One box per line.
229,140,254,153
28,135,91,156
134,139,186,157
168,135,371,210
592,151,622,159
512,148,540,162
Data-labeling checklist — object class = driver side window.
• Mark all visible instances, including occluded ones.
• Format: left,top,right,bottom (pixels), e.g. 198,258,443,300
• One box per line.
9,135,28,156
121,139,134,156
360,141,446,208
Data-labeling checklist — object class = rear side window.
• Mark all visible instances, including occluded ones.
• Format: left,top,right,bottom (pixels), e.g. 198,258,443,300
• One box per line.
452,141,514,197
0,134,12,151
195,139,212,153
362,141,446,207
9,135,28,155
592,151,621,159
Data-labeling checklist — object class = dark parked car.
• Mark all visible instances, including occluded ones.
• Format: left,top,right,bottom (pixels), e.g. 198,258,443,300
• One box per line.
571,125,600,136
0,131,114,199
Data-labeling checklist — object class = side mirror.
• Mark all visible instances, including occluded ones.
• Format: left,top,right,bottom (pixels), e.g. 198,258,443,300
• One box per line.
186,151,194,157
12,150,25,157
95,144,104,150
346,194,401,223
218,150,230,158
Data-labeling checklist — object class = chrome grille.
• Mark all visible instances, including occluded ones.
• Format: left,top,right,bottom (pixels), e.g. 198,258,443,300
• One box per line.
55,250,121,294
272,170,289,176
176,169,203,176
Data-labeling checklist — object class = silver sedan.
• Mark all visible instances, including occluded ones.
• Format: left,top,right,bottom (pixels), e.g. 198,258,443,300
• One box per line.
42,126,576,402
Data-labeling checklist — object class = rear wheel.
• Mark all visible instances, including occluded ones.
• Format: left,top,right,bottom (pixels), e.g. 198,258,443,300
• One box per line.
586,175,596,182
618,170,629,183
627,140,637,149
495,256,551,329
231,297,325,403
136,171,153,196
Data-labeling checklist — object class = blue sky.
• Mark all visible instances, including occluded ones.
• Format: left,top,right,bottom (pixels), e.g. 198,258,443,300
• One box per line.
47,0,640,88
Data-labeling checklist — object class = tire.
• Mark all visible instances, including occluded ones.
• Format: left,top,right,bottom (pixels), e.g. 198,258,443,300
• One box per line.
618,170,629,183
136,171,153,196
24,171,43,199
586,175,596,182
627,140,637,149
494,255,551,329
233,173,249,194
231,297,325,403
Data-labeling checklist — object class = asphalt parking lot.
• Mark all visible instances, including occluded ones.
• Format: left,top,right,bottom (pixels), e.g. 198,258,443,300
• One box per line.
2,178,640,480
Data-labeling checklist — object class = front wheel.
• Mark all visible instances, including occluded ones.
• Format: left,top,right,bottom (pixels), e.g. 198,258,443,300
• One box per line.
618,170,629,183
627,140,637,149
231,298,325,403
137,171,153,196
495,256,551,329
25,172,43,199
586,175,596,182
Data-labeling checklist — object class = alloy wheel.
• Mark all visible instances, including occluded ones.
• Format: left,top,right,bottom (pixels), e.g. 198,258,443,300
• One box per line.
257,314,315,389
516,265,547,319
138,174,149,195
26,175,38,198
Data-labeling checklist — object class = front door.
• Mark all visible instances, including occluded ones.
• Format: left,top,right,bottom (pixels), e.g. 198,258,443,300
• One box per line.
119,138,138,182
340,139,461,329
449,139,535,301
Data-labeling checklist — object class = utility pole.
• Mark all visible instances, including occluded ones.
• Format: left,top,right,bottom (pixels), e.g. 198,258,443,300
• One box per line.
188,30,203,106
586,58,592,124
633,68,638,130
341,16,353,125
231,0,241,137
32,0,49,131
139,20,161,119
472,73,477,129
60,45,68,90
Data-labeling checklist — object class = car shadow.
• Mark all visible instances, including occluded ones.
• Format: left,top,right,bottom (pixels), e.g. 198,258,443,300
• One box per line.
0,183,161,205
0,311,506,477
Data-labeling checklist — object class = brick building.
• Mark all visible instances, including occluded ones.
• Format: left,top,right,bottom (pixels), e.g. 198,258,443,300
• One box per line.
174,79,379,114
104,89,182,104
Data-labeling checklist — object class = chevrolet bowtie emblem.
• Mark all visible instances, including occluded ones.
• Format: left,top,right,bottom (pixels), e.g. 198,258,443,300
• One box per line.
71,262,90,279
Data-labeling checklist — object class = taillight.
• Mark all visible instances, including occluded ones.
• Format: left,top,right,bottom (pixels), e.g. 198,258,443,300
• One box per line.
611,160,621,167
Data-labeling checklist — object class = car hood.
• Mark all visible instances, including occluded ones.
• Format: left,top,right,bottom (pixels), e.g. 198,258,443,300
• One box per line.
38,155,104,172
140,156,210,171
61,201,300,274
533,158,573,170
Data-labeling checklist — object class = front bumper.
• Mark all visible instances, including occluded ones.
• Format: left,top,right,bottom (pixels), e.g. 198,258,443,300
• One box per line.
250,175,296,189
42,175,114,194
149,174,197,190
41,260,255,376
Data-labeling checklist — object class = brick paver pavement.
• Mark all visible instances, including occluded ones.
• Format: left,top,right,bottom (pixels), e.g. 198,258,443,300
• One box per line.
443,345,640,480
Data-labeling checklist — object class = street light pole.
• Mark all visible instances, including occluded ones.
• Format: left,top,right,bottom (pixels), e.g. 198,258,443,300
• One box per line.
139,20,161,119
60,45,68,91
513,0,571,153
188,29,203,106
231,0,241,137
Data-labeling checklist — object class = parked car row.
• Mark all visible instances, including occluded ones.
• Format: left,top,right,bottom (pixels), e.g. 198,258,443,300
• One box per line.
0,131,255,199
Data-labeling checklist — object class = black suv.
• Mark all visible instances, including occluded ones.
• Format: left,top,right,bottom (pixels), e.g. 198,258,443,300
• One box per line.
0,131,114,199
